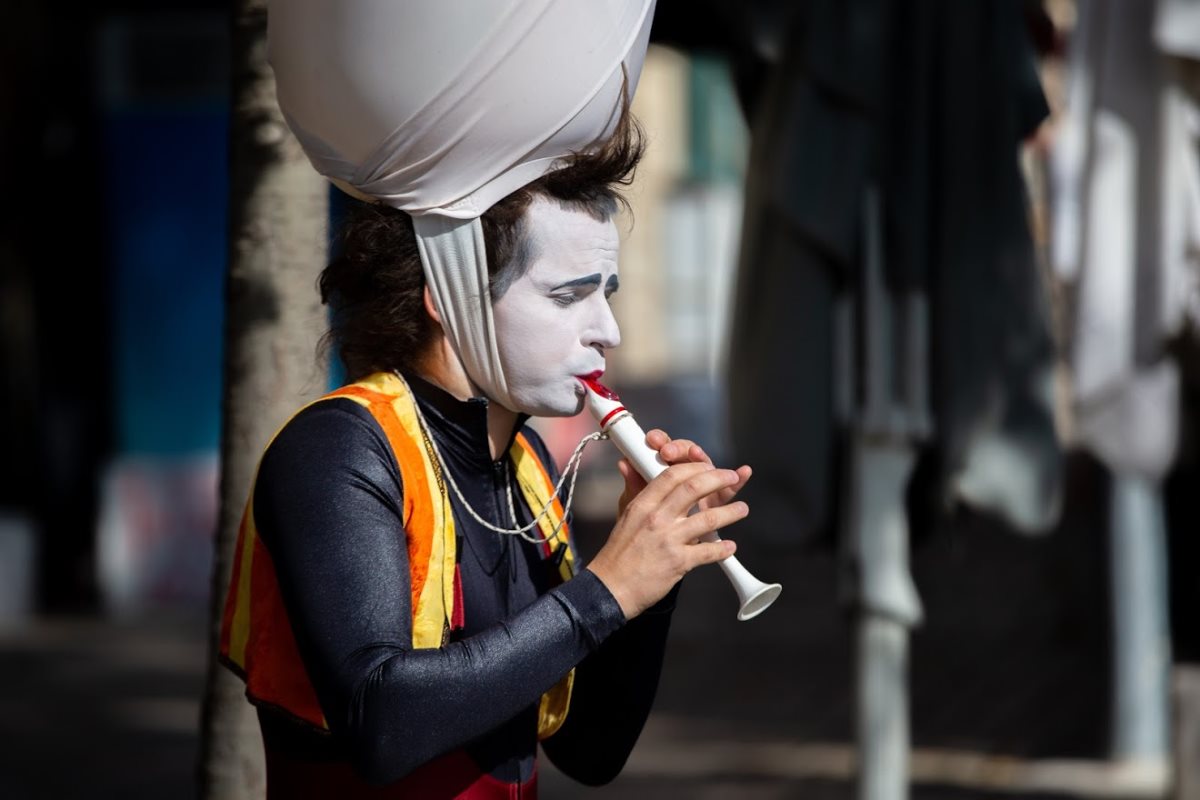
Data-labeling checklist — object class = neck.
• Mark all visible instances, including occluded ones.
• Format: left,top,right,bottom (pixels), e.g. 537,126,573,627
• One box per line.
413,335,518,461
485,403,519,462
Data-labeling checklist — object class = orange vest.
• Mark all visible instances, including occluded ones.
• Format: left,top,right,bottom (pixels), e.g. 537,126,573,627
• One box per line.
219,372,576,740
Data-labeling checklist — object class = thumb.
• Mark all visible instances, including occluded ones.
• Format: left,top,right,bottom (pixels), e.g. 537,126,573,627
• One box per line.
617,458,648,512
618,458,648,492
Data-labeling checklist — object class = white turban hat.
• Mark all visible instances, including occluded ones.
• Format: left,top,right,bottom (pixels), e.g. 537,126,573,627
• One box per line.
269,1,656,410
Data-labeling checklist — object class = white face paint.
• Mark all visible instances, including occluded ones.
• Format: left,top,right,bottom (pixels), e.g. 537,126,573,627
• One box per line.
492,196,621,416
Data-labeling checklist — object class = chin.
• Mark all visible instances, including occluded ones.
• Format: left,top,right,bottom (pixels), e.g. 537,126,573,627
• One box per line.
535,398,586,418
565,393,586,417
516,389,586,418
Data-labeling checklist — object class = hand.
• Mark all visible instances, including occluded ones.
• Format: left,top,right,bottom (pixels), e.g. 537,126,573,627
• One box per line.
616,429,752,516
588,432,753,620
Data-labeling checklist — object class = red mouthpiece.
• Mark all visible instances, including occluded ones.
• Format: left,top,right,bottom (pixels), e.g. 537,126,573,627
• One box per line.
578,374,619,400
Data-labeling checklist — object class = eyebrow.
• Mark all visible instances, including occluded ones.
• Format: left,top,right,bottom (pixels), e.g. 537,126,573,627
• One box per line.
551,273,602,290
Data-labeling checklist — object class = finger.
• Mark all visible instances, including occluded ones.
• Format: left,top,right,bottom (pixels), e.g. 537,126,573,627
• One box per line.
616,459,644,517
711,465,753,506
675,501,750,543
659,439,714,466
617,458,648,496
691,443,715,465
645,429,717,467
660,468,743,518
658,437,693,462
733,465,752,489
645,429,671,450
632,461,718,511
686,538,737,570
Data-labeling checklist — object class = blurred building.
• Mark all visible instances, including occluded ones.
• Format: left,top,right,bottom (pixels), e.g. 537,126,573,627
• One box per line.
0,5,230,622
609,45,748,385
94,12,228,617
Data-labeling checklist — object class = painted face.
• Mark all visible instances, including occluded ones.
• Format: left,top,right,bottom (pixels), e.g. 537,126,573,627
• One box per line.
492,196,621,416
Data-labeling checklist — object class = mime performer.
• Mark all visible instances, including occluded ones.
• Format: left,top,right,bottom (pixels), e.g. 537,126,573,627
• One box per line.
218,2,754,797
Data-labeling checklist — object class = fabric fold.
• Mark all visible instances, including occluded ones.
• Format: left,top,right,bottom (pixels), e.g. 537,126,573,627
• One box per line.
412,215,514,410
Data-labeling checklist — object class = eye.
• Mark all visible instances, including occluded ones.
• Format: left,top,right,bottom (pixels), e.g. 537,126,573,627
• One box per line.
551,294,580,307
551,283,598,307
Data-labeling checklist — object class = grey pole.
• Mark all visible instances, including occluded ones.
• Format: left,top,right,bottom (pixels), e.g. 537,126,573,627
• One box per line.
1109,473,1171,763
840,187,927,800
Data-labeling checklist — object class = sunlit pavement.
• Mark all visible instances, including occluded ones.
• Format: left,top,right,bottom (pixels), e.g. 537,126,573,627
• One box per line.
0,501,1157,799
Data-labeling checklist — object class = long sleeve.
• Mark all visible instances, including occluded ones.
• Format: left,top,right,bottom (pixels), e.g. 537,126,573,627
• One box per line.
540,585,678,785
252,399,627,785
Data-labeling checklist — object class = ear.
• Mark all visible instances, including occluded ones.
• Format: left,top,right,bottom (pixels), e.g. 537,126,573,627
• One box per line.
423,286,443,325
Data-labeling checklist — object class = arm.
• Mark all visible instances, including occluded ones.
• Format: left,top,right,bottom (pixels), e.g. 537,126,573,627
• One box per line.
253,401,626,784
512,427,676,784
541,584,678,785
542,429,752,784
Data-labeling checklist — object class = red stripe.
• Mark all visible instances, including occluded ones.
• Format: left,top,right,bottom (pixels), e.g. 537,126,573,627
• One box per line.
600,406,626,429
451,565,465,631
263,745,535,798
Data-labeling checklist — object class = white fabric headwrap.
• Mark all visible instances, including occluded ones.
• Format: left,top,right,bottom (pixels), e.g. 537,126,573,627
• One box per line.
268,0,654,408
412,214,512,408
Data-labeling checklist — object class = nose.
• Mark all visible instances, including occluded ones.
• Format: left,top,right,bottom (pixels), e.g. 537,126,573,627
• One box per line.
587,296,621,351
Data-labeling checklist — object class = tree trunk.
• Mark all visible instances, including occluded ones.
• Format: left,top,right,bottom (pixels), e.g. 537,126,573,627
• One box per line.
196,1,328,797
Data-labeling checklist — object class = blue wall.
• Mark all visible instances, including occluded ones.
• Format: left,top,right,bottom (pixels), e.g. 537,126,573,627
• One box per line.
102,107,228,456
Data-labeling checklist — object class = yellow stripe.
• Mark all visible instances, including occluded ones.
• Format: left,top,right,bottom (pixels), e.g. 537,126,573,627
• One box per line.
228,511,258,667
508,434,577,739
324,376,452,647
332,390,447,637
384,374,455,648
511,438,575,581
229,392,350,666
537,667,575,740
226,388,372,672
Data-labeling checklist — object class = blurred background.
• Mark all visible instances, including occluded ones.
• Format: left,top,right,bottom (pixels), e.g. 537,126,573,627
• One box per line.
2,0,1199,798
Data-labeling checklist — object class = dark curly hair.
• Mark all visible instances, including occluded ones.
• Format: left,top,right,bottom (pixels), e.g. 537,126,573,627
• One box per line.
319,101,644,382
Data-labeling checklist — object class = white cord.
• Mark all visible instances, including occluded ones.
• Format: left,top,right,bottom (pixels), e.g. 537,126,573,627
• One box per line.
396,371,606,545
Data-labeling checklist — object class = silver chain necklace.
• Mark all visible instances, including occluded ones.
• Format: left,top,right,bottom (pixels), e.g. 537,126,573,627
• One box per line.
395,371,606,545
